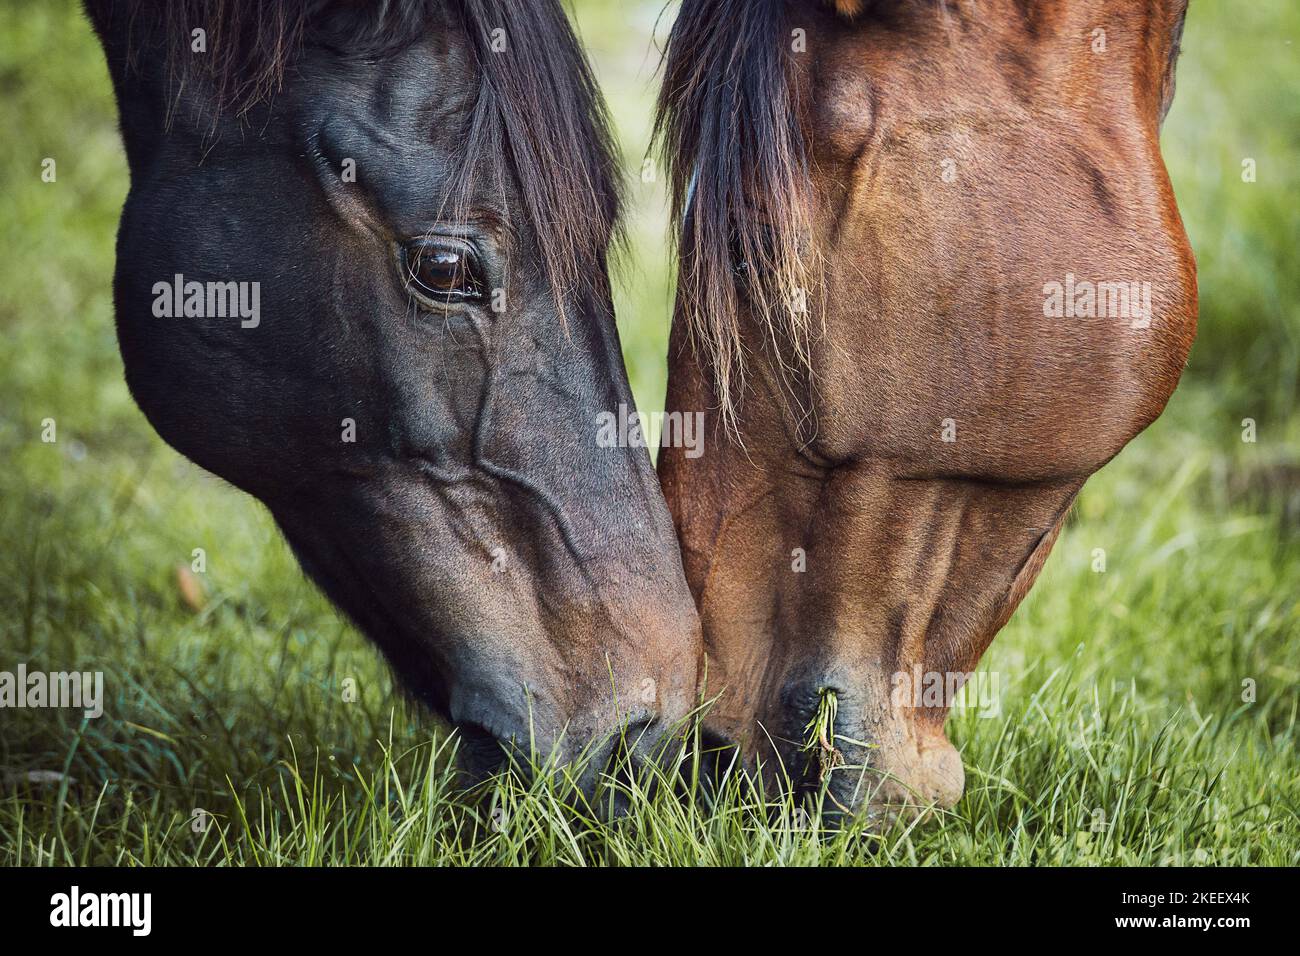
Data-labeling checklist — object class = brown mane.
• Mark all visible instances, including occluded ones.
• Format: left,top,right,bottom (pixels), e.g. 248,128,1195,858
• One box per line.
654,0,815,430
827,0,869,16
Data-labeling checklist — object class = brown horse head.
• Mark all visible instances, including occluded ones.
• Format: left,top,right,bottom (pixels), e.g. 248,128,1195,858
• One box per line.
656,0,1196,822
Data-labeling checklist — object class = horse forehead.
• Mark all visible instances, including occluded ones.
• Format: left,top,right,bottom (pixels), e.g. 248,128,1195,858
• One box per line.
805,1,1162,152
294,33,485,218
807,28,1009,166
298,33,476,147
811,66,877,159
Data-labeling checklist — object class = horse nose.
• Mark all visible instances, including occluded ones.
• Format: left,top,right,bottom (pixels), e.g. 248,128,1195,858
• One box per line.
572,715,681,808
616,715,678,773
765,673,967,824
451,693,681,795
452,720,515,784
447,683,562,783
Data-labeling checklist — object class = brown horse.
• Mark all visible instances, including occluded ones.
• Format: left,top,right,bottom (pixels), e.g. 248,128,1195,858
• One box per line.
656,0,1196,821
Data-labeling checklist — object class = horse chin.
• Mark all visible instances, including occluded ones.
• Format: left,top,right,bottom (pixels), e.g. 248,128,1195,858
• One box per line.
823,730,966,830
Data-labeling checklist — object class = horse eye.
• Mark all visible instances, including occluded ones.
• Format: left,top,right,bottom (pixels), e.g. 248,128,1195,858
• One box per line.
729,236,751,280
403,239,485,304
729,224,775,284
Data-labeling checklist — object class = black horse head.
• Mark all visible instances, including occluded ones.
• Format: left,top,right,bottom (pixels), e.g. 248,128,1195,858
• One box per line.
85,0,701,783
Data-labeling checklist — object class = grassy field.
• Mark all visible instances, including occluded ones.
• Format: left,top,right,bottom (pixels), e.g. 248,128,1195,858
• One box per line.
0,0,1297,866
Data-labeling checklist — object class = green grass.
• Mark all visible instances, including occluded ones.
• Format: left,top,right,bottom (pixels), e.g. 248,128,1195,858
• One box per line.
0,0,1297,866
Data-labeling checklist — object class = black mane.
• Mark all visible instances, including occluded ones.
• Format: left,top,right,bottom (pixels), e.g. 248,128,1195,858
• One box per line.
87,0,622,313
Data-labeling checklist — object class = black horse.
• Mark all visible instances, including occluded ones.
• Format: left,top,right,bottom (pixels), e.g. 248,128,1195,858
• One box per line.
84,0,701,787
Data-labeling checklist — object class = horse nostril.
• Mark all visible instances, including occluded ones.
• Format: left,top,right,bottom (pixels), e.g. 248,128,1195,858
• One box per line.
623,716,658,746
573,716,669,814
624,715,679,767
454,722,512,783
576,716,656,783
454,711,679,800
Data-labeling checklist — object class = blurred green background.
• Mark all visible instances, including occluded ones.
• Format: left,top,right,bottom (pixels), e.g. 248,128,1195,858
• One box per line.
0,0,1296,864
